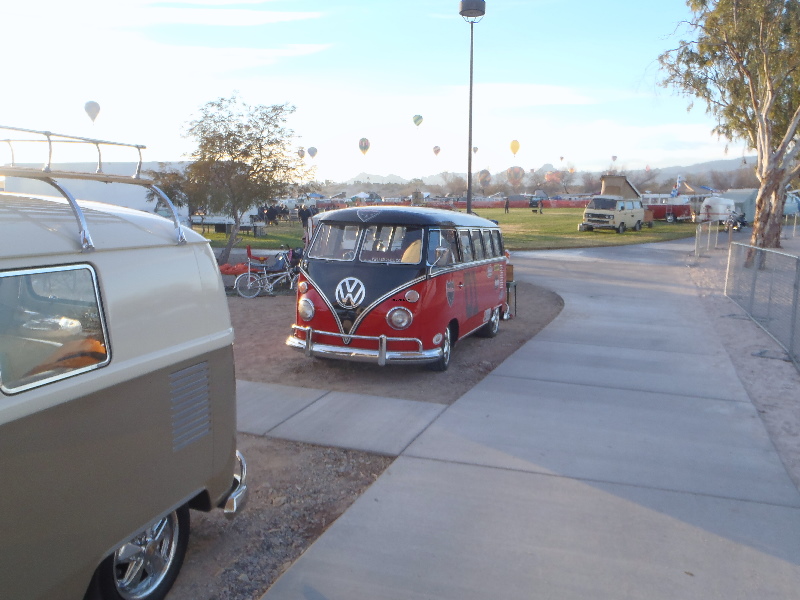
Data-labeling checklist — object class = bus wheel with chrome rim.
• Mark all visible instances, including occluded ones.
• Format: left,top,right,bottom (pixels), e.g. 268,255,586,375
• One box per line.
86,505,190,600
429,326,452,372
476,306,500,338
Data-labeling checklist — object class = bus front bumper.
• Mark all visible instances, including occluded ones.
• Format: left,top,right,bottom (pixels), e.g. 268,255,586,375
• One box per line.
286,326,442,366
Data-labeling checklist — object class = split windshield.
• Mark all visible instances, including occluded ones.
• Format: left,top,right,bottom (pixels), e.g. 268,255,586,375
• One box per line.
308,223,423,264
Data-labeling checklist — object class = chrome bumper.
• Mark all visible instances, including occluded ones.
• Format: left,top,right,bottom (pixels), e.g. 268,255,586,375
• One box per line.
222,450,248,519
286,326,441,366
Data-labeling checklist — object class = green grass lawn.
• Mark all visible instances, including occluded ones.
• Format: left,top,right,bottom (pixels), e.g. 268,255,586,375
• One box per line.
193,222,306,250
473,207,697,250
195,207,697,252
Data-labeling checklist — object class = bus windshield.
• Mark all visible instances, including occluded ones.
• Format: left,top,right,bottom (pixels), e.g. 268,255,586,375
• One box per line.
307,223,361,260
359,225,422,264
587,197,619,210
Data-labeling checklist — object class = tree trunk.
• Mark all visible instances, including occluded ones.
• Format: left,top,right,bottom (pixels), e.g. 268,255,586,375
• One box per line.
750,175,785,249
217,220,242,265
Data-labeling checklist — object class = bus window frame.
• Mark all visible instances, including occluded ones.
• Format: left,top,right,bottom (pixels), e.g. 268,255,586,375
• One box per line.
481,229,496,257
458,229,474,263
470,229,485,261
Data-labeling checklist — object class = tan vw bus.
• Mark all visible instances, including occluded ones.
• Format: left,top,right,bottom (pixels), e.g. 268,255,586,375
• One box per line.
0,127,247,600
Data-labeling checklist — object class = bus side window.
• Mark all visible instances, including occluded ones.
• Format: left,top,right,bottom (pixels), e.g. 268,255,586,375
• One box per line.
459,229,474,262
428,229,458,266
0,266,109,394
491,230,504,256
471,230,485,260
482,230,495,257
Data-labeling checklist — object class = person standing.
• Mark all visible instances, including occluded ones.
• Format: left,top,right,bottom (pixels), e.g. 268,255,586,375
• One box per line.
298,204,312,247
266,204,278,226
504,197,510,213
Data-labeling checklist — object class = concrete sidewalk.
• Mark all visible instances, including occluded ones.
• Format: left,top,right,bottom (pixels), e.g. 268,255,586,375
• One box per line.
248,238,800,599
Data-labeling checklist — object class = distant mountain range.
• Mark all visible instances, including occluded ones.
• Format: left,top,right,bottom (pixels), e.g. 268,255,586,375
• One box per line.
345,155,758,186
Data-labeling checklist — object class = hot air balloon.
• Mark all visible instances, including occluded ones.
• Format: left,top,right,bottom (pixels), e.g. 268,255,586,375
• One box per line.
560,156,564,162
473,147,478,154
84,101,100,123
478,169,492,187
612,155,617,162
510,140,520,156
433,146,441,156
413,115,423,127
545,171,561,183
308,147,317,158
359,138,370,155
506,166,525,187
298,148,306,159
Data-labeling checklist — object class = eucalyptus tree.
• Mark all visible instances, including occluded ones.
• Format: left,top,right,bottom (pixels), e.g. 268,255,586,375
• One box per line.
185,95,312,264
659,0,800,248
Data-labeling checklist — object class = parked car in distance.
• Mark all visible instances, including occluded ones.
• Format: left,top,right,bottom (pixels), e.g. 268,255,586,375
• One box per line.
579,196,646,233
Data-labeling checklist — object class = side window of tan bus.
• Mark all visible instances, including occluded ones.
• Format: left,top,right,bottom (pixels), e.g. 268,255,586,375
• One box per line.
458,229,474,262
470,230,485,260
0,265,110,394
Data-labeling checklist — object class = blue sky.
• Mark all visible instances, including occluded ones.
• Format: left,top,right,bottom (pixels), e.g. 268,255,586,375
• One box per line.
1,1,744,183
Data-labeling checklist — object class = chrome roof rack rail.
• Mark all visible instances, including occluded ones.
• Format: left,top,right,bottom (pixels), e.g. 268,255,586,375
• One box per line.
0,125,187,250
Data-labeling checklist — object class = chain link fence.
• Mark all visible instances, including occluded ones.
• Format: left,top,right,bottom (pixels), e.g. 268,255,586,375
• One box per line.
694,221,724,257
725,242,800,371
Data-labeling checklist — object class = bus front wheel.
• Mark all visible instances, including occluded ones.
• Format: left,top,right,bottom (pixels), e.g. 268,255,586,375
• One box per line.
429,327,452,372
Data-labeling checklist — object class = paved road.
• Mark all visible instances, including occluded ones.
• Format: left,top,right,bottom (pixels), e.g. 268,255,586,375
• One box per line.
244,238,800,599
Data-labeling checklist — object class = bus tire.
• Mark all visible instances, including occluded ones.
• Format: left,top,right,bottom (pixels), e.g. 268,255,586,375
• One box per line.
633,220,642,231
86,505,190,600
617,223,626,234
429,326,452,372
476,306,500,338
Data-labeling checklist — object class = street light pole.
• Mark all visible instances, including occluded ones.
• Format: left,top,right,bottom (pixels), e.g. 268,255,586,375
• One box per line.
460,1,485,215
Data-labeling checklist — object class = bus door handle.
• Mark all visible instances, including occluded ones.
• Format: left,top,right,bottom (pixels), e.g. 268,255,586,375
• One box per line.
458,282,464,289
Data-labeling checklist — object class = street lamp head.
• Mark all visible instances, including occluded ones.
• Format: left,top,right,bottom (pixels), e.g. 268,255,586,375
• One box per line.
459,0,485,22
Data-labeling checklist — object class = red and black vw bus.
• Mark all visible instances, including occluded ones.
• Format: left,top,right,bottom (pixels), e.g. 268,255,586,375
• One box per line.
285,206,508,371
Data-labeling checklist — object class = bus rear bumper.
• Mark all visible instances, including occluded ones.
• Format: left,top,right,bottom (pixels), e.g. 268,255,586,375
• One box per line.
222,450,248,519
286,326,441,366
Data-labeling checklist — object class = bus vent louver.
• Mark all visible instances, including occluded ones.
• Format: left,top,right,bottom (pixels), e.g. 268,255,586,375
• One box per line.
169,362,211,452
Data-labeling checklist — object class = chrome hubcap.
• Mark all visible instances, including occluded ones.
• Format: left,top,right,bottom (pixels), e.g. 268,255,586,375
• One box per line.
114,512,179,600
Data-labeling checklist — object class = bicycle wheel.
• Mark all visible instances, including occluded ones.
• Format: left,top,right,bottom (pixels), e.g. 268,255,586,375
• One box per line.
235,273,262,298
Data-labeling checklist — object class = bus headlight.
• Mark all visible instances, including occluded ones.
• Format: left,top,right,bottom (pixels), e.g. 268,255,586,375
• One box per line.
387,307,413,330
298,298,315,321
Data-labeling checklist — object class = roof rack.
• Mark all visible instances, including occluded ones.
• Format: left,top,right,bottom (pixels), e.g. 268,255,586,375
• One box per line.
0,125,186,251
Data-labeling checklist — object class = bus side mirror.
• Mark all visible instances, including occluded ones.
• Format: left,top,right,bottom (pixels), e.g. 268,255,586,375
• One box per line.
432,246,449,266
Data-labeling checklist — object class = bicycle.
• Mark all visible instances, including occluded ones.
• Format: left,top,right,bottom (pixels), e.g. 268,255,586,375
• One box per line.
234,245,301,298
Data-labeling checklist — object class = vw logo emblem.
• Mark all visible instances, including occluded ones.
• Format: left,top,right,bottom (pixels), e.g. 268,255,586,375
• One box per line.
335,277,366,308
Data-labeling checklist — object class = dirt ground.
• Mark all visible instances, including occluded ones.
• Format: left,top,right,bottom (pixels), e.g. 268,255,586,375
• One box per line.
169,280,563,600
229,280,563,405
